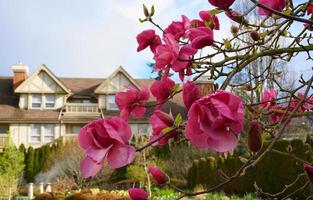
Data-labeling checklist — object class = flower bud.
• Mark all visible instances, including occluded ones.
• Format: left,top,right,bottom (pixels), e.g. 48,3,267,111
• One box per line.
304,163,313,183
231,25,239,35
154,110,174,127
148,165,168,185
248,119,262,153
143,4,149,17
250,31,260,41
128,188,148,200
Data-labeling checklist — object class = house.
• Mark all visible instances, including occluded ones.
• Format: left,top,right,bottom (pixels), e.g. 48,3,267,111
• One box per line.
0,63,191,149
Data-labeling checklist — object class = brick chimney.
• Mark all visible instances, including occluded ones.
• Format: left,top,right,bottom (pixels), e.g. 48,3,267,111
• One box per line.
12,62,29,90
196,76,216,96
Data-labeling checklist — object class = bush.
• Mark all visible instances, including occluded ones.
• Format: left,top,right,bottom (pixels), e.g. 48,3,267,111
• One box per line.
25,147,35,182
187,139,312,198
160,142,214,180
34,193,53,200
35,141,113,189
0,136,24,195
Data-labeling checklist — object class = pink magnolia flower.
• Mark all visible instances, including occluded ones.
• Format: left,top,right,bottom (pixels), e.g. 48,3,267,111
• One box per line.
208,0,236,10
153,34,179,72
79,117,136,178
191,19,205,28
186,90,244,152
164,21,185,40
136,29,161,53
128,188,148,200
307,3,313,15
150,77,175,105
188,27,214,49
269,105,288,123
290,93,313,111
258,0,286,16
148,165,168,185
164,15,191,40
172,44,198,81
149,110,178,146
199,10,220,30
115,85,150,120
260,89,276,109
304,163,313,183
183,81,201,110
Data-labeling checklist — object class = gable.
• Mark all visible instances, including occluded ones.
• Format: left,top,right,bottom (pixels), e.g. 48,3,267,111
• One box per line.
15,65,70,94
95,67,140,94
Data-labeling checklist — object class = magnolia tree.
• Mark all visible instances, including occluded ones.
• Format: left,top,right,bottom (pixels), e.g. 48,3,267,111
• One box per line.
78,0,313,199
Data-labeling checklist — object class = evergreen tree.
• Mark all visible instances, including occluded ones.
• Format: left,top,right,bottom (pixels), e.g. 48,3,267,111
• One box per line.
33,148,40,176
25,147,34,182
0,135,24,195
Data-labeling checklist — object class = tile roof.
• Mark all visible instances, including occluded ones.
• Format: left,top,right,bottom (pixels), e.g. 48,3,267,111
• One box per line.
0,76,186,122
0,77,60,122
59,77,105,96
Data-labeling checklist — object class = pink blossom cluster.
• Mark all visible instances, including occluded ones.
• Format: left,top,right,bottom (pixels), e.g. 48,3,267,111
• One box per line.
78,0,310,179
260,89,313,123
136,11,219,81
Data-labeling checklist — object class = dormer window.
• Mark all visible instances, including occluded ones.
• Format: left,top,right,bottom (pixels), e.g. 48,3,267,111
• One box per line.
30,94,56,109
107,95,118,110
45,95,55,108
31,95,42,108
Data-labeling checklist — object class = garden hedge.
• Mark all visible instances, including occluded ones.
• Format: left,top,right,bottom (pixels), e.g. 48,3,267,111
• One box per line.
187,139,313,199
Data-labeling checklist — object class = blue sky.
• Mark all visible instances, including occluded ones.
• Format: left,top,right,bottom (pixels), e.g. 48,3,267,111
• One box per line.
0,0,312,82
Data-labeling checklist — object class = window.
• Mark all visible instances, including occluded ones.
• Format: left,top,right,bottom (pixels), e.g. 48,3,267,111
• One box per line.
138,124,149,135
71,125,83,133
44,125,55,142
0,124,9,133
45,95,55,108
30,124,55,143
31,95,42,108
30,125,41,142
107,95,118,110
82,99,92,104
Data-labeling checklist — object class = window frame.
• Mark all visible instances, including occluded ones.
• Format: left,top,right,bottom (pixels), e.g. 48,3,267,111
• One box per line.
31,94,42,109
138,124,149,135
45,95,56,109
29,124,55,144
106,95,118,110
43,124,55,142
0,124,9,134
30,124,42,143
71,125,83,134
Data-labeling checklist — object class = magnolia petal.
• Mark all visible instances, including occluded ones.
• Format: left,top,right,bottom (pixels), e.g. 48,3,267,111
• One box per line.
107,117,132,142
206,131,238,152
107,144,136,168
78,125,102,149
131,106,146,118
80,156,104,178
86,146,112,164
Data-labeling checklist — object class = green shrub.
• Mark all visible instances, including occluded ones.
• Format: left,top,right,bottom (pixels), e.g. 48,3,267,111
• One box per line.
152,188,179,200
25,147,34,182
187,139,312,198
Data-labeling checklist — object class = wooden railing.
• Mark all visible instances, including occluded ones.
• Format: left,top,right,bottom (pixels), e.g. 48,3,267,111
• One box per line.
65,103,99,113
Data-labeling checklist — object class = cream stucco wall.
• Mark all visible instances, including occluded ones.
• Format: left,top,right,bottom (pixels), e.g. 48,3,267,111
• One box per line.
19,94,28,109
98,95,106,109
9,123,66,148
7,122,151,148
